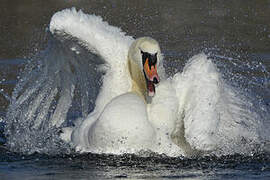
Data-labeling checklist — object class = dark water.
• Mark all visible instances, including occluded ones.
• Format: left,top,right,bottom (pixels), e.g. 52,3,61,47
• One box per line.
1,0,270,179
0,147,270,180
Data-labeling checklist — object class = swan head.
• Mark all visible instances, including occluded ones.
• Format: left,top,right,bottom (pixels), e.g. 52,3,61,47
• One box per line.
128,37,161,98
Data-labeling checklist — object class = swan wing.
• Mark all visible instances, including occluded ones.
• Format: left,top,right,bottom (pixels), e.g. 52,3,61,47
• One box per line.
172,53,269,155
172,54,221,152
50,8,134,113
5,8,133,153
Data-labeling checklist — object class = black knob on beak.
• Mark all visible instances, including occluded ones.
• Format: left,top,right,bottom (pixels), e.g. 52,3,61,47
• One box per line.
153,77,159,84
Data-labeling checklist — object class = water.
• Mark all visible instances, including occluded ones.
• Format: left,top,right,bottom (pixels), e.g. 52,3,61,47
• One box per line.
1,0,270,179
1,149,269,180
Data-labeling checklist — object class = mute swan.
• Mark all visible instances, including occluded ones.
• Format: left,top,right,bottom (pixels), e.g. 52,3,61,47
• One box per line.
68,37,184,156
14,8,265,156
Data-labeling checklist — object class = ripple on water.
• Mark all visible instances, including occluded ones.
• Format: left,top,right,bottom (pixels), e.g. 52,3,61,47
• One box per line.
0,147,270,179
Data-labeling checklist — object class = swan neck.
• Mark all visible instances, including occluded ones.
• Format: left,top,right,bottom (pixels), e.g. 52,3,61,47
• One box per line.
128,57,147,101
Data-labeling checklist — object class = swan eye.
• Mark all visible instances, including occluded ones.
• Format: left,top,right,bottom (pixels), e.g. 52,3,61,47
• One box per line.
152,53,158,65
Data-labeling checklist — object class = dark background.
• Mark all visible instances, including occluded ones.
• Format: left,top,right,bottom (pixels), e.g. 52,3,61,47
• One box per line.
0,0,269,60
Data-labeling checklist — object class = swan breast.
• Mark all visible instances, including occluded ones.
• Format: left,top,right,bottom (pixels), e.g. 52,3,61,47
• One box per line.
87,92,156,153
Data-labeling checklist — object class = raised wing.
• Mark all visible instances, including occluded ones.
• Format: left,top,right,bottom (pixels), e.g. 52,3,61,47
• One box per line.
5,8,133,154
171,53,270,155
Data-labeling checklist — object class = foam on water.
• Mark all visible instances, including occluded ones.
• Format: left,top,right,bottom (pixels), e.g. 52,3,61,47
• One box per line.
4,8,270,156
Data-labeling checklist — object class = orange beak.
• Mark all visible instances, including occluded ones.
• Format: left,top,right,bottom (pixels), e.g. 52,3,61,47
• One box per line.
143,58,160,83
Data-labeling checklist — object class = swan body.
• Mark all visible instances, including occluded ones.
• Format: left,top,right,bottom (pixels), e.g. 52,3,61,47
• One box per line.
86,37,160,153
68,37,183,156
88,93,155,153
50,8,219,156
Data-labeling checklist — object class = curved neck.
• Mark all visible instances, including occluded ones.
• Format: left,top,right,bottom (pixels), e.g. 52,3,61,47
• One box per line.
128,57,147,102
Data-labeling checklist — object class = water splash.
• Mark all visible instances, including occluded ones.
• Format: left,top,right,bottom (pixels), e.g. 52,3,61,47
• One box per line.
208,50,270,155
4,34,105,154
168,53,270,156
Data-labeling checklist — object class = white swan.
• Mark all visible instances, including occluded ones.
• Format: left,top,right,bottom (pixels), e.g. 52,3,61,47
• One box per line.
48,8,270,157
68,37,184,156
